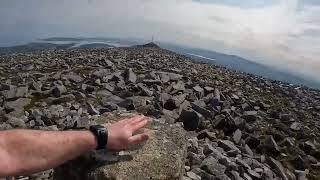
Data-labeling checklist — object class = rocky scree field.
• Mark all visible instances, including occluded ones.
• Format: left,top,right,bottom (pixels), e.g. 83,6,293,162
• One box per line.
0,44,320,180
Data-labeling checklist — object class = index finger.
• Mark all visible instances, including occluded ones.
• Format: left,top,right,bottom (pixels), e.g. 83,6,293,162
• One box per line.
131,119,148,132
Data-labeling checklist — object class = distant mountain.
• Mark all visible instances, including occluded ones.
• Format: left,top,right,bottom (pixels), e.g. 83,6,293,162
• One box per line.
78,43,115,49
41,37,84,42
159,42,320,89
135,42,160,48
0,41,115,55
0,42,75,55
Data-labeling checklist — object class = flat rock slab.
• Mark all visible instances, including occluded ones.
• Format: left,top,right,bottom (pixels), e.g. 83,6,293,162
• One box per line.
54,112,187,180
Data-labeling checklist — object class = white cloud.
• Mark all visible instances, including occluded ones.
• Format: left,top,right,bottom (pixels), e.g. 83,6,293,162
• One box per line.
1,0,320,81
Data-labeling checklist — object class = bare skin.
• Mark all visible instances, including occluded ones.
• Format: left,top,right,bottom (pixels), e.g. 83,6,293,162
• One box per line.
0,115,149,177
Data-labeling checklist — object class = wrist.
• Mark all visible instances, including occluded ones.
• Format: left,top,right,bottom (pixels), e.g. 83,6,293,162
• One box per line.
83,131,98,150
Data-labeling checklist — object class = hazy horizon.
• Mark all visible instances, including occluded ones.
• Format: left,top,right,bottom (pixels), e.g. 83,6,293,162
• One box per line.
1,0,320,83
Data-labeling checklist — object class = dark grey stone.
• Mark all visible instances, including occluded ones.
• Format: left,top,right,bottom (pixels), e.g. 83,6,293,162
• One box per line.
181,108,203,131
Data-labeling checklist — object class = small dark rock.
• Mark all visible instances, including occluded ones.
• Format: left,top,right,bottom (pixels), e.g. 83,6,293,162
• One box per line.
181,108,203,131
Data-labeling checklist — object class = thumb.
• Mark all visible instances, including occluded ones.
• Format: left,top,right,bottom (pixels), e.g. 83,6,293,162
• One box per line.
128,133,149,145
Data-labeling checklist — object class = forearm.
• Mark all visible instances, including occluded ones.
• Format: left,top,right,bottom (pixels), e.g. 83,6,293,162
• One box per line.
0,129,96,177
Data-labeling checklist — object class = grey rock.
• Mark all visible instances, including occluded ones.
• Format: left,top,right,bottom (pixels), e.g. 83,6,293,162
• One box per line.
6,115,26,128
4,98,31,117
245,135,260,149
247,169,261,179
30,81,42,91
1,86,17,99
203,143,215,156
0,83,11,91
182,176,192,180
264,135,280,154
186,171,201,180
104,59,114,68
27,120,36,128
76,117,90,128
171,81,185,93
52,85,67,97
138,83,153,96
236,158,251,170
197,129,216,141
103,83,115,92
228,171,241,180
15,86,28,97
193,85,204,99
62,73,84,83
124,68,137,83
87,103,100,115
143,79,163,86
92,69,110,78
164,94,186,110
243,172,253,180
266,157,289,180
73,91,86,99
204,86,214,93
243,144,254,156
81,84,96,93
191,101,215,119
200,156,226,176
187,137,199,153
294,170,307,180
188,152,202,167
96,90,113,97
218,140,240,152
242,111,258,122
290,122,302,131
233,129,242,144
102,95,124,106
50,94,75,104
216,174,232,180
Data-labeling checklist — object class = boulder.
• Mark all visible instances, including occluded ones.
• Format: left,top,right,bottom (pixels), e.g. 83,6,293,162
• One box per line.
52,85,67,98
54,112,187,180
6,115,26,128
266,157,289,180
4,98,31,117
181,108,203,131
62,73,84,83
263,135,280,155
200,156,226,176
242,111,258,122
193,85,204,99
232,129,242,144
124,68,137,84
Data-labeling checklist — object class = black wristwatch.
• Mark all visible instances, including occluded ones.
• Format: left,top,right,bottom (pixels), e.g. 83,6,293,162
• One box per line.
89,125,108,150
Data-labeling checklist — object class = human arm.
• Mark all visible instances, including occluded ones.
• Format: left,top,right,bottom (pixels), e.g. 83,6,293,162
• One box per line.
0,115,149,177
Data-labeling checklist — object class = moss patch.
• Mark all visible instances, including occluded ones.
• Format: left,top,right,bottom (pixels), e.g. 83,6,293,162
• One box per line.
24,94,48,111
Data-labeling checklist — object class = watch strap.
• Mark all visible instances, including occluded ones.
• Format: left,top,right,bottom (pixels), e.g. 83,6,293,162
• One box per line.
89,125,108,150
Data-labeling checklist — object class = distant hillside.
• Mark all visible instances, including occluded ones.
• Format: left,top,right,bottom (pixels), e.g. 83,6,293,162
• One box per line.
41,37,84,42
78,43,115,49
0,42,75,55
160,42,320,89
135,42,160,48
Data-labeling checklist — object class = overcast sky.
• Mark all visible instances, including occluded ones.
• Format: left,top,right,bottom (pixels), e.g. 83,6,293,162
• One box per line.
1,0,320,82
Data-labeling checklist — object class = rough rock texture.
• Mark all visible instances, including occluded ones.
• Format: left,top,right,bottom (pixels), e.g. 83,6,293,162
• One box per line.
54,112,187,180
1,44,320,179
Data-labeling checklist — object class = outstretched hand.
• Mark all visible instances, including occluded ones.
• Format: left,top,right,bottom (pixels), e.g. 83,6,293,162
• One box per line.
104,115,149,150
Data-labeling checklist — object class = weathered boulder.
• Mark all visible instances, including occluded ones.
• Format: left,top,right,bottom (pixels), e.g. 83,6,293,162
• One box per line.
54,112,187,180
4,98,31,117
